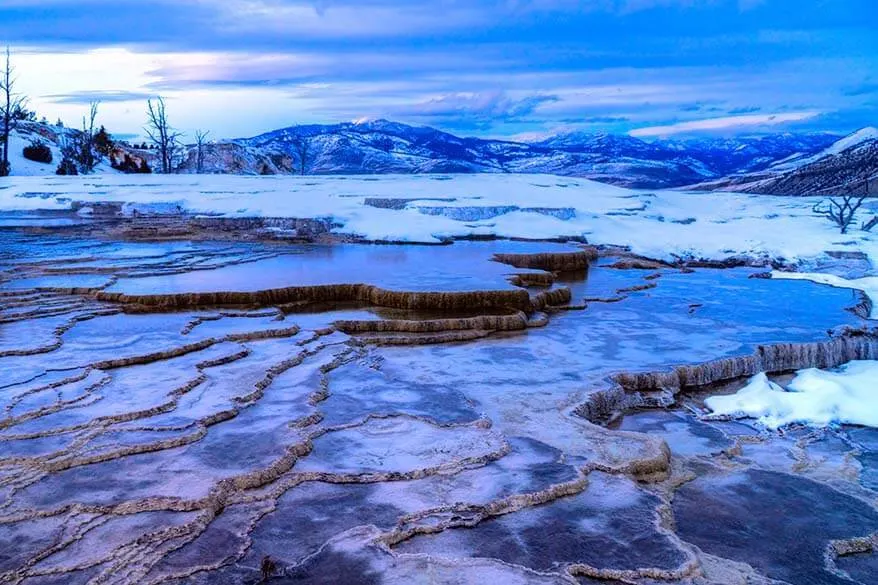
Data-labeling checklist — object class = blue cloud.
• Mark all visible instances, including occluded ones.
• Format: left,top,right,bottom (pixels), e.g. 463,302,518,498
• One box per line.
2,0,875,137
728,106,763,114
44,90,157,104
844,80,878,97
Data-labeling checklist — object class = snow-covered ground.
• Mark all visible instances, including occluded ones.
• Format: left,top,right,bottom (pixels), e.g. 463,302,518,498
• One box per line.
4,131,65,177
2,173,877,267
4,127,122,176
705,362,878,429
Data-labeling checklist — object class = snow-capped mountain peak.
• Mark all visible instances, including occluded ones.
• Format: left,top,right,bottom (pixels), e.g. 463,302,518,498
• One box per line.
823,127,878,156
3,118,846,190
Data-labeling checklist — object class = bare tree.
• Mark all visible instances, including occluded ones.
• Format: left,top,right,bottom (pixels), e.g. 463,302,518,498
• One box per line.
291,135,312,175
60,101,101,174
813,194,867,234
194,129,210,174
146,97,184,173
0,47,28,177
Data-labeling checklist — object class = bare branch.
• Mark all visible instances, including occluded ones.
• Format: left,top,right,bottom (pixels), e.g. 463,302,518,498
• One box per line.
194,129,210,174
1,46,28,176
59,101,102,174
291,134,312,176
146,97,184,173
813,194,868,234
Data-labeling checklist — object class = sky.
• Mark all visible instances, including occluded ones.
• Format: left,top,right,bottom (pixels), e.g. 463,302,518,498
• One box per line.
0,0,875,141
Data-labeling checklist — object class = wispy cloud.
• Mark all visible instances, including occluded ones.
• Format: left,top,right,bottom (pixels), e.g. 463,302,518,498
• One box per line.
844,80,878,97
43,90,156,104
727,105,762,114
1,0,874,138
629,111,821,137
394,92,559,119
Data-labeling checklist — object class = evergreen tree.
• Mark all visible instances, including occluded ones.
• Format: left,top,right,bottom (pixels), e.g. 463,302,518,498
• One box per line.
11,104,35,121
94,125,114,156
56,156,78,175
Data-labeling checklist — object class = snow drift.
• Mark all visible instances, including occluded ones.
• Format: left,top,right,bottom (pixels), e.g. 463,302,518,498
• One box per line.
705,361,878,429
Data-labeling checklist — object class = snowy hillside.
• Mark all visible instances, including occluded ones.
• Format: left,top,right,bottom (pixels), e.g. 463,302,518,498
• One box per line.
240,120,837,189
4,130,65,176
821,126,878,155
668,133,839,176
769,127,878,172
4,119,842,190
2,122,128,177
689,127,878,195
4,174,878,268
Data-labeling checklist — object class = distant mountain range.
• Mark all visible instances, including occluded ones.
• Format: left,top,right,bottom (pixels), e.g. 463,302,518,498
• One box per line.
688,127,878,196
8,118,877,194
226,119,840,189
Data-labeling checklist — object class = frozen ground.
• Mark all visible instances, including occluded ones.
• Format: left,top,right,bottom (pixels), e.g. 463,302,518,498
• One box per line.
1,230,877,585
2,174,878,266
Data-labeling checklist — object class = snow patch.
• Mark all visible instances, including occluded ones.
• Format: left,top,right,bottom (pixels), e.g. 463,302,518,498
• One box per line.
705,362,878,429
2,174,878,264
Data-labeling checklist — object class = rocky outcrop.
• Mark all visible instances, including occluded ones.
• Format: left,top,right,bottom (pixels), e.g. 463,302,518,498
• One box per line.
350,329,500,346
493,249,597,272
334,312,529,334
88,249,594,320
508,272,556,287
576,326,878,423
336,311,533,346
98,285,534,313
531,287,573,310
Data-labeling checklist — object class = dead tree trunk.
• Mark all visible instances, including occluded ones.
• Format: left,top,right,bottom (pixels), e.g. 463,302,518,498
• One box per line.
146,97,184,174
0,47,27,177
292,135,311,176
194,129,210,174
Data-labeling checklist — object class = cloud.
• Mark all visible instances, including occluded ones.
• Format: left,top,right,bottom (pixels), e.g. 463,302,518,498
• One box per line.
578,116,631,123
679,101,725,113
208,1,486,39
629,111,821,137
844,81,878,97
3,1,875,138
398,91,559,119
370,91,561,133
144,50,508,91
727,105,762,114
43,90,156,104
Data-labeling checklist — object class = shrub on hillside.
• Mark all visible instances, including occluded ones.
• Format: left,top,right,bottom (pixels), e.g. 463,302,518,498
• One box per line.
94,126,114,156
55,156,79,175
22,139,53,164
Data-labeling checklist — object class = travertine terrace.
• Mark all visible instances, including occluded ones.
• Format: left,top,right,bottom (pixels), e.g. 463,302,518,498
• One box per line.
1,182,877,585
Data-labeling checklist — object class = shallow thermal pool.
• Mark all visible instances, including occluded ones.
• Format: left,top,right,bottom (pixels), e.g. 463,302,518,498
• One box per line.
0,232,875,585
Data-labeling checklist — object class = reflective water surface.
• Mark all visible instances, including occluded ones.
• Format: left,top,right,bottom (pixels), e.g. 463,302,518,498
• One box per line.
0,230,875,585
